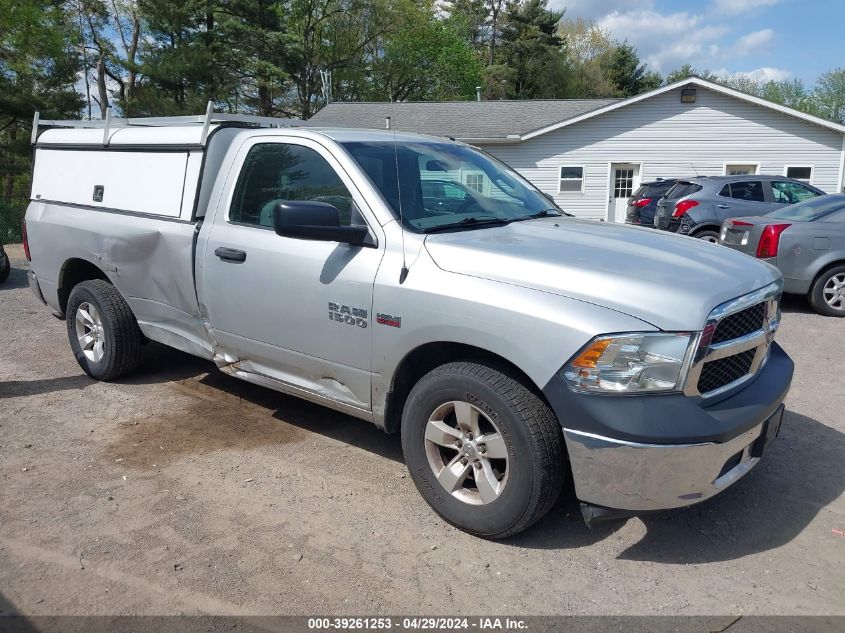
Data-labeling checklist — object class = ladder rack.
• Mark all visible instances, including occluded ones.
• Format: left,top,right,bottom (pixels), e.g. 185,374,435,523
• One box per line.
32,101,308,147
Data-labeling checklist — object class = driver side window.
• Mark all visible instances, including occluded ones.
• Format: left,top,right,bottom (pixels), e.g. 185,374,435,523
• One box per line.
230,143,359,228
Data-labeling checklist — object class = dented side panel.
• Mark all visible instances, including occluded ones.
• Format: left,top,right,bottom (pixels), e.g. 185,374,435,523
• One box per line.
25,201,213,357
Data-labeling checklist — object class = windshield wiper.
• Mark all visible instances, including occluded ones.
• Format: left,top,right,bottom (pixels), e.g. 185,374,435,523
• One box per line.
509,208,572,223
422,216,511,233
528,209,562,218
535,208,575,218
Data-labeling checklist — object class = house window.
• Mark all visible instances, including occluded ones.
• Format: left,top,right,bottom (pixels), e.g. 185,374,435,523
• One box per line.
465,173,484,193
785,166,813,182
559,166,584,193
725,164,758,176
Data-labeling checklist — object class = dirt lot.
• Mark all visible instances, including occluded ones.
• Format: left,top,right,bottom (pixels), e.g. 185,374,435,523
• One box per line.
1,243,843,617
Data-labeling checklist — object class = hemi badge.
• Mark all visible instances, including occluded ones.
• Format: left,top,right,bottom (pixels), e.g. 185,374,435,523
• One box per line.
376,313,401,328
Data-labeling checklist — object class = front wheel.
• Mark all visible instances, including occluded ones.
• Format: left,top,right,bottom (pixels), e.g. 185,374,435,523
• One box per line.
401,361,566,539
809,266,845,317
66,280,143,380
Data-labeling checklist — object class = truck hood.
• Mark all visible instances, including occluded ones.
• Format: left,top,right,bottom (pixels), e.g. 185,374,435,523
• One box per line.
424,218,780,331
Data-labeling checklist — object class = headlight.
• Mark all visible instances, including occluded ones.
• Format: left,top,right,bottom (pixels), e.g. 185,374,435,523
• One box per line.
564,332,696,394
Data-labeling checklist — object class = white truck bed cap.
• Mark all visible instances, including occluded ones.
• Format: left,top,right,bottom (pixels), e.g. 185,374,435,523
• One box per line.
32,102,308,148
36,125,217,148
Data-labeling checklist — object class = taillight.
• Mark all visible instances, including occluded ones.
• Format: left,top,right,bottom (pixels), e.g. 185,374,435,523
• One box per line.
672,199,699,218
22,219,31,261
731,220,752,227
756,223,791,258
632,198,652,207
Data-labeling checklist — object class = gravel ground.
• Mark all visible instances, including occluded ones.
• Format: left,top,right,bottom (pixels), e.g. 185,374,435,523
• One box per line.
1,243,843,617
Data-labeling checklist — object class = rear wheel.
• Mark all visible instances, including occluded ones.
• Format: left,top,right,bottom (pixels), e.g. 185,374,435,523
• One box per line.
694,229,720,243
0,247,9,283
809,265,845,317
66,280,143,379
401,361,565,539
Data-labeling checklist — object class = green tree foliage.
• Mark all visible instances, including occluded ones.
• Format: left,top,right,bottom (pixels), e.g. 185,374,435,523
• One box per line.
665,65,720,84
369,2,482,101
497,0,570,99
285,0,403,118
444,0,489,56
216,0,298,116
133,0,230,114
0,0,82,125
599,43,658,97
557,18,617,97
813,68,845,124
1,0,82,240
760,78,810,110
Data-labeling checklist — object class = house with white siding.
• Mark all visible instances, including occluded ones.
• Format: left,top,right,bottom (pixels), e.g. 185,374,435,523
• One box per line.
310,77,845,223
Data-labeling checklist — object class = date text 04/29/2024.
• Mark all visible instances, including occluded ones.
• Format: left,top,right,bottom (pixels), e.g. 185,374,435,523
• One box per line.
307,617,528,630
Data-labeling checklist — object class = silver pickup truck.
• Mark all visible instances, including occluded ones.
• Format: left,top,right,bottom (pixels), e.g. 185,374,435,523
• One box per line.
24,111,793,538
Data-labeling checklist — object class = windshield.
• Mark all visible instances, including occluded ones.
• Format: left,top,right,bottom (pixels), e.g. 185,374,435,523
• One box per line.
766,195,845,221
340,140,557,232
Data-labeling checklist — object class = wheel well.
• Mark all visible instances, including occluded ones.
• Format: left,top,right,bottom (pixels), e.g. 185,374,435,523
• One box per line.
690,224,721,237
58,258,110,314
811,259,845,289
382,342,544,435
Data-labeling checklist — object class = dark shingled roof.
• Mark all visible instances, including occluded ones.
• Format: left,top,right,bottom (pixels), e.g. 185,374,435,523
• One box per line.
308,99,621,140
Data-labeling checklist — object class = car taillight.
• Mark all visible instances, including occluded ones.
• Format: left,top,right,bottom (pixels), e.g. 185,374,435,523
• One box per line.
632,198,652,207
756,223,791,258
22,219,31,261
731,220,752,227
672,199,699,218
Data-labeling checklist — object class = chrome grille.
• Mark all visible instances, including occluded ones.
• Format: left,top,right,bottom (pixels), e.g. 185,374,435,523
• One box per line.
684,282,782,398
710,303,766,344
697,349,756,393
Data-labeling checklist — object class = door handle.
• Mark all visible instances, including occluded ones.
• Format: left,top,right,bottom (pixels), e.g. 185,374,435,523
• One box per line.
214,247,247,262
717,204,731,209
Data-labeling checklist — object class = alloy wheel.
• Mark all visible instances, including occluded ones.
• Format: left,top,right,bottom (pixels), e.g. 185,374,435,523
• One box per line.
424,400,509,505
75,302,106,362
823,273,845,311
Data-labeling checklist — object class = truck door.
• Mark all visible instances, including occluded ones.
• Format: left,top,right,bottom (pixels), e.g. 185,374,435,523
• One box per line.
200,137,384,412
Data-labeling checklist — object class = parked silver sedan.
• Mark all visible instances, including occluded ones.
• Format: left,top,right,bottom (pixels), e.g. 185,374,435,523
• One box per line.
719,194,845,316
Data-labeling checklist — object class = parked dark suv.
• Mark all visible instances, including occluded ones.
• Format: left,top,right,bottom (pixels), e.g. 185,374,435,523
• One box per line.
625,179,679,227
654,175,825,242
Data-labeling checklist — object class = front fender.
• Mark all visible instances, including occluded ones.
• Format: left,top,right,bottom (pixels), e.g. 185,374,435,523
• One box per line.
370,250,655,426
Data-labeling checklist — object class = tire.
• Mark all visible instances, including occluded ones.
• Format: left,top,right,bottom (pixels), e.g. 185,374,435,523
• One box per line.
808,265,845,317
694,229,720,243
66,280,143,380
401,361,565,539
0,247,9,283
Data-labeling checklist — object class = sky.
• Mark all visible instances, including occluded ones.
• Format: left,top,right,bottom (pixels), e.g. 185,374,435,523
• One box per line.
549,0,845,85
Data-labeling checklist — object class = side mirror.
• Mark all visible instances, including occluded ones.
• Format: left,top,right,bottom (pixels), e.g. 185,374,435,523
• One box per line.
273,201,370,246
542,192,556,204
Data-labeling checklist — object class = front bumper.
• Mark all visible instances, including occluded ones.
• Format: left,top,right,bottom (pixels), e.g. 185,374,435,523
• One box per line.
543,342,793,512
